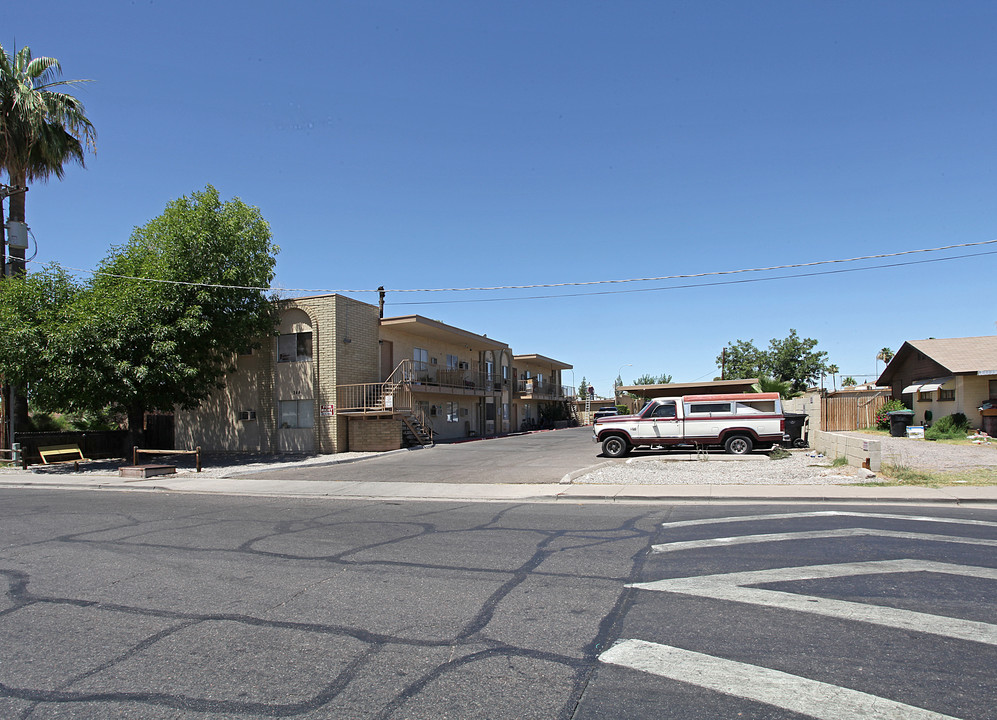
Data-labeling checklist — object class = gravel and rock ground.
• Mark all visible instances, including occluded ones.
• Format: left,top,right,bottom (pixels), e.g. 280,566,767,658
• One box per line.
572,450,869,485
573,433,997,486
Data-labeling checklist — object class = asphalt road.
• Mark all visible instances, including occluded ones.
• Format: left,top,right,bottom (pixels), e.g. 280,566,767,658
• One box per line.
1,491,994,719
237,426,601,484
579,504,997,720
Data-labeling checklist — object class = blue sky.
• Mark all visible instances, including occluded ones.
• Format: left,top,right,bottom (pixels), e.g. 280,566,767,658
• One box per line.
6,1,997,396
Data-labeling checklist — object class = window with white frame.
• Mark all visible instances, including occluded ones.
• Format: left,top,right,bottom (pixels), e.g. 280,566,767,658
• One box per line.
446,354,459,370
413,347,429,371
279,399,314,428
502,403,509,421
486,360,495,381
446,402,459,423
278,332,312,363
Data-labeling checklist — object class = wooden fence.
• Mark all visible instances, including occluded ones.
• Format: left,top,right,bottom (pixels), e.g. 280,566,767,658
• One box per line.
821,393,890,431
14,430,130,465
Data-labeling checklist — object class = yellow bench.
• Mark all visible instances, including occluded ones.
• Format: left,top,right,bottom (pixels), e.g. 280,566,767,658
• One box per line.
37,444,91,471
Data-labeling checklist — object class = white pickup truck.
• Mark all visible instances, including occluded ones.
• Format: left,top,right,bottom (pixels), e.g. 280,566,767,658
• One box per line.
592,392,786,457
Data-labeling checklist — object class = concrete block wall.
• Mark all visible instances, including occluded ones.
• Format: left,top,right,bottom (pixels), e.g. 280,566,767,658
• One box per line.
810,430,881,472
349,417,403,452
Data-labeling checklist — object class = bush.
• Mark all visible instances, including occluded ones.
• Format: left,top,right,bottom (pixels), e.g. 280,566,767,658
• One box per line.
924,413,970,440
875,400,910,430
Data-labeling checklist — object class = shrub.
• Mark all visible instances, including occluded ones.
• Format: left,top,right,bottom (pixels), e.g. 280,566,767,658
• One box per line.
924,413,970,440
875,399,910,430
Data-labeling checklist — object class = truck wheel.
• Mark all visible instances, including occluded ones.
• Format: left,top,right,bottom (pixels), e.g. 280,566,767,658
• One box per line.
724,435,753,455
602,435,631,458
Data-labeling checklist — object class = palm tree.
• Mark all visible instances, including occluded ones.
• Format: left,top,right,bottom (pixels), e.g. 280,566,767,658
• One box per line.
1,43,95,437
875,347,894,376
1,43,96,276
750,374,799,400
827,363,839,392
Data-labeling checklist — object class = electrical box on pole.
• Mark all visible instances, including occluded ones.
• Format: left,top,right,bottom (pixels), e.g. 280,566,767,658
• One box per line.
4,221,29,250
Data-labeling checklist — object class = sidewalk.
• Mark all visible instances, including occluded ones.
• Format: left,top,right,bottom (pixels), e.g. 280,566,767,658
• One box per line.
1,467,995,505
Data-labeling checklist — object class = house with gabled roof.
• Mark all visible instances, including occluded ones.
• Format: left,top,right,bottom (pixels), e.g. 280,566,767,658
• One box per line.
876,335,997,434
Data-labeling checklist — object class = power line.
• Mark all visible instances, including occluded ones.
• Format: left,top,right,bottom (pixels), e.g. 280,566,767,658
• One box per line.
388,250,997,306
23,238,997,296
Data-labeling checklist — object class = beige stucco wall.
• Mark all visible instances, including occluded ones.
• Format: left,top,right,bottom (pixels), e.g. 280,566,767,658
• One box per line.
912,375,988,429
175,294,381,454
379,324,507,439
174,350,267,452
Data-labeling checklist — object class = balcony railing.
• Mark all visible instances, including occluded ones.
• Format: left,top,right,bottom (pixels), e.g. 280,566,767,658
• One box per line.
337,360,414,413
410,364,505,393
336,359,508,414
516,380,572,399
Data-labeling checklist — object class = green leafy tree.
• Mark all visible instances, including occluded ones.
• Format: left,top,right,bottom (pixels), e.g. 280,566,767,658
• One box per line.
719,330,828,392
716,339,763,380
841,376,858,387
0,186,279,446
765,329,828,393
632,373,673,385
578,376,589,398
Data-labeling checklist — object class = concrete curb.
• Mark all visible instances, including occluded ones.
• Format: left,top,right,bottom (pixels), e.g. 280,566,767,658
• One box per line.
1,475,996,505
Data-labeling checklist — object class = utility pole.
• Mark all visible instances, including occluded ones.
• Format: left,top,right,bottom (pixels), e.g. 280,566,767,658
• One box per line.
0,183,29,451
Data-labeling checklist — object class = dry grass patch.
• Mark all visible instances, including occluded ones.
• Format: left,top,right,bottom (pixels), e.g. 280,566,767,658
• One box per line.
857,464,997,488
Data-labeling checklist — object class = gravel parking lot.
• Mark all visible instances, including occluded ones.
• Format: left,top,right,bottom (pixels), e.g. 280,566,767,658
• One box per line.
572,450,868,485
573,433,997,486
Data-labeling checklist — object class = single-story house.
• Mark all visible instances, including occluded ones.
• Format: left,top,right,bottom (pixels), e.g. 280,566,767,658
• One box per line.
876,335,997,434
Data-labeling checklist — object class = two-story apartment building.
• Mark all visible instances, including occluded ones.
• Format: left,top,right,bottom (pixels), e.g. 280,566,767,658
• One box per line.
175,294,573,453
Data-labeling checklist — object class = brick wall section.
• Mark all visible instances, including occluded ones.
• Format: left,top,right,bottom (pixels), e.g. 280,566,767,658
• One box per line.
349,417,404,452
287,295,380,453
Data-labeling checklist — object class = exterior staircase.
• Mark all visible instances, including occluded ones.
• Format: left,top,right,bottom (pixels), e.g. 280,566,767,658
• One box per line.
401,413,433,447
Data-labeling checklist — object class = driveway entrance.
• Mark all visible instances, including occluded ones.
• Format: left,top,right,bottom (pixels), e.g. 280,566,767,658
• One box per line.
237,427,596,484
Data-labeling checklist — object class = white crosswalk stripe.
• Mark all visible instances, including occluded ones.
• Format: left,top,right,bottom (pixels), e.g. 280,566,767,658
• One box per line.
600,639,962,720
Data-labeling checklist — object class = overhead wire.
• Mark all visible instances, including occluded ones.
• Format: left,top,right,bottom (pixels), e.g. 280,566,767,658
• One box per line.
21,238,997,298
387,249,997,305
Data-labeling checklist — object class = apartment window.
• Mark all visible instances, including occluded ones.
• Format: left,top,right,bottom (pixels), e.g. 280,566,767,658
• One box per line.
918,391,933,402
990,380,997,400
446,354,459,370
413,347,429,371
446,402,459,423
938,388,955,401
486,361,495,381
279,399,314,428
278,332,312,363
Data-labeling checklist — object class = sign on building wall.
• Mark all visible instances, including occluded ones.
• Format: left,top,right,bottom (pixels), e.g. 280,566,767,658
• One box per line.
320,404,335,418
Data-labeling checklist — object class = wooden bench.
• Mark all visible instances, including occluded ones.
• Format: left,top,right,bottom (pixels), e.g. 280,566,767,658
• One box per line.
36,444,91,471
133,446,202,472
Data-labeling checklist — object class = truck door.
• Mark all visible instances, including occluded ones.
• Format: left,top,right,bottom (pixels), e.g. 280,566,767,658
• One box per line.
637,400,681,440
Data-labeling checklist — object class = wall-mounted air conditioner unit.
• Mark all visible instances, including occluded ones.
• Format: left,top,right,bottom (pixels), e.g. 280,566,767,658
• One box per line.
458,362,469,370
239,410,257,421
